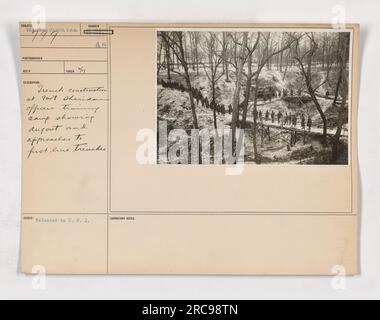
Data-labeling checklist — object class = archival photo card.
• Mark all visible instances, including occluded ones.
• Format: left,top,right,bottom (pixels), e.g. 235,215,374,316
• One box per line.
20,23,359,275
156,29,352,165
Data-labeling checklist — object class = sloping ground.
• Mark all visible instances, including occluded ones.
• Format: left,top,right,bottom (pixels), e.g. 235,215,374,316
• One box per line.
158,67,348,132
256,68,287,91
157,66,349,164
157,85,348,165
314,102,349,129
157,85,228,131
244,126,348,165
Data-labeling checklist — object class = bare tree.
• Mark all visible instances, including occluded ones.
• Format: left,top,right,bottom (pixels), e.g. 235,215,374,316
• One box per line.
224,33,245,126
190,32,201,76
225,32,296,161
332,33,344,105
248,33,295,162
157,39,164,77
163,37,172,80
293,33,328,145
222,32,231,82
201,32,224,129
241,33,295,127
240,33,261,129
230,32,248,155
161,31,199,129
332,32,350,163
157,30,351,165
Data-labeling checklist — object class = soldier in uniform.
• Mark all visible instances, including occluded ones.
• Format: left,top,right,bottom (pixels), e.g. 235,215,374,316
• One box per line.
221,104,226,115
239,102,244,113
278,111,283,124
292,114,297,127
253,106,258,123
228,104,233,114
271,110,275,123
194,90,200,106
259,110,263,123
301,114,306,130
197,89,202,101
307,116,312,131
198,93,204,107
205,97,210,109
265,110,270,121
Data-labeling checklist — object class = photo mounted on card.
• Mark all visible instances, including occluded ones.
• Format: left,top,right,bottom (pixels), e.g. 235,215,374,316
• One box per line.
20,23,359,275
156,29,351,166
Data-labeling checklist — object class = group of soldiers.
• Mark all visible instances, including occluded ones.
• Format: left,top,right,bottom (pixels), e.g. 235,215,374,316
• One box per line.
256,109,313,131
192,87,232,115
259,88,304,101
161,79,314,131
280,88,303,98
161,79,233,115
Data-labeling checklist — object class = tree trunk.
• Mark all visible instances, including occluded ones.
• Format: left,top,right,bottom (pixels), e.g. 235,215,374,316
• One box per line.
333,70,343,105
161,32,198,129
307,82,328,145
226,62,230,82
212,83,217,129
333,34,345,105
252,76,260,163
222,32,229,81
191,34,196,71
332,34,349,163
332,76,348,163
186,76,198,129
241,53,253,129
303,37,328,145
322,34,326,70
157,42,163,77
331,103,344,163
165,41,171,80
195,36,199,76
231,33,248,156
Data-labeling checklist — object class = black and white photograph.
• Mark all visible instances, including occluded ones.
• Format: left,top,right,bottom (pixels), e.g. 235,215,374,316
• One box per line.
157,29,352,165
2,0,380,303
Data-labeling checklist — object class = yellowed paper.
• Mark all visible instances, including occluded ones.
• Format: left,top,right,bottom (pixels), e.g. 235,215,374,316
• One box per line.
20,22,359,275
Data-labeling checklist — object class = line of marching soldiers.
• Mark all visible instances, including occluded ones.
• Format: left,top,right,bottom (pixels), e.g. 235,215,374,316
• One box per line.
161,80,234,115
161,79,314,131
257,109,313,131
